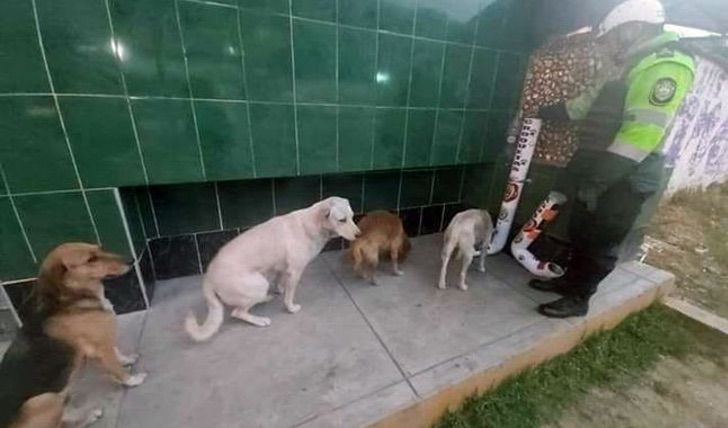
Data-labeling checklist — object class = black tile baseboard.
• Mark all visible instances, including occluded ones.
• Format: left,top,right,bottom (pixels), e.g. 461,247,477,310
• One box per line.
196,229,240,271
144,203,465,281
148,235,201,280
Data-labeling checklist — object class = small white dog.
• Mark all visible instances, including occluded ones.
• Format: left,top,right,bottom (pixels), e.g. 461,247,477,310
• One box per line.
185,197,360,341
438,209,493,291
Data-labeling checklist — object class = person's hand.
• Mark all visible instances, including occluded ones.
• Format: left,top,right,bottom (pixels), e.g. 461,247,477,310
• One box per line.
537,102,569,121
576,186,599,212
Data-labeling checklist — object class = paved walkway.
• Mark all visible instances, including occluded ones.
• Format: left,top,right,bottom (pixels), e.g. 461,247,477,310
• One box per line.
62,234,671,428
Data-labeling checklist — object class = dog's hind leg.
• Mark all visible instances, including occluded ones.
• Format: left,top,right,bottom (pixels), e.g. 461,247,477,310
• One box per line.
477,240,488,273
458,244,475,291
227,273,272,327
12,393,64,428
438,239,456,289
231,306,271,327
389,238,404,276
63,406,104,428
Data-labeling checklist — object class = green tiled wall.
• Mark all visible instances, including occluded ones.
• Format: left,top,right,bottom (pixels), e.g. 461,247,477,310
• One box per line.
0,0,534,281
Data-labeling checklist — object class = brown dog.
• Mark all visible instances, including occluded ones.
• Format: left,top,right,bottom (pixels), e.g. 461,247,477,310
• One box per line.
0,243,147,428
347,211,410,284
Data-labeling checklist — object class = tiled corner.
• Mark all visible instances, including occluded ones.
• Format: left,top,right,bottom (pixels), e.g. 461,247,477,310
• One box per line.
14,191,97,261
86,189,131,257
0,0,533,285
149,183,219,236
118,187,146,257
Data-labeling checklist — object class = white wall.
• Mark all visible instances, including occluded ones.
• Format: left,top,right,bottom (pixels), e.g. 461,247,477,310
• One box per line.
663,57,728,194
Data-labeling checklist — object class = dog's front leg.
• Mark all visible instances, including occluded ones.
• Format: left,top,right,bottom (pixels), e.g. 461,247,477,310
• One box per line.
282,269,303,313
114,347,139,366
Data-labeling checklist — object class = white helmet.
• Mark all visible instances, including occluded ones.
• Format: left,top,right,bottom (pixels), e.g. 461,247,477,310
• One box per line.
595,0,666,38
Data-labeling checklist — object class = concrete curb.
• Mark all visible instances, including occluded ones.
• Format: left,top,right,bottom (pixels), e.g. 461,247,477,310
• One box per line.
368,273,675,428
663,296,728,336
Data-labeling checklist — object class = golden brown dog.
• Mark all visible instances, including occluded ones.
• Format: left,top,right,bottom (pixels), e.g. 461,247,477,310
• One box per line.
347,211,410,284
0,243,147,428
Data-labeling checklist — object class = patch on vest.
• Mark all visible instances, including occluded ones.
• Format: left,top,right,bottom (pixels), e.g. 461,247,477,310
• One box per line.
649,78,677,106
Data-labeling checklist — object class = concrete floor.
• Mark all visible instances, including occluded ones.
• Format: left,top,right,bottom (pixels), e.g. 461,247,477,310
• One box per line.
3,234,671,427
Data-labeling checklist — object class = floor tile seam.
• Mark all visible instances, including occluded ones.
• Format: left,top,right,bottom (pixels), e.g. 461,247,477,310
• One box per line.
321,256,420,398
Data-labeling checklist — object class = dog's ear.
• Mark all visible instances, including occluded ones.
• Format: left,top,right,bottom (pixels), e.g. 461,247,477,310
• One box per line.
59,247,95,269
34,257,67,313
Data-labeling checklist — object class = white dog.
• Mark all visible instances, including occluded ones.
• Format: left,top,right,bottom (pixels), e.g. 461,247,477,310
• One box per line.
185,197,360,341
438,209,493,291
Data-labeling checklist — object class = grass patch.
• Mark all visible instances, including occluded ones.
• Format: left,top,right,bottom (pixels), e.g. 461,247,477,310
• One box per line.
437,304,726,428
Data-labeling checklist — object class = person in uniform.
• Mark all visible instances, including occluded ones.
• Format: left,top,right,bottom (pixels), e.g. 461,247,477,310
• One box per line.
531,0,696,318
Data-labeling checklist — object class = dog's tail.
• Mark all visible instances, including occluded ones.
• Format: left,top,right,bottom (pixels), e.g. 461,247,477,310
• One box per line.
185,280,224,342
399,236,411,261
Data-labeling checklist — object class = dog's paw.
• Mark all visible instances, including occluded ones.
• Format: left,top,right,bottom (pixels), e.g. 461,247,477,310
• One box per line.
124,372,147,387
256,317,272,327
459,283,469,291
120,353,140,366
87,408,104,424
286,303,301,313
437,283,447,290
393,269,404,276
477,265,486,273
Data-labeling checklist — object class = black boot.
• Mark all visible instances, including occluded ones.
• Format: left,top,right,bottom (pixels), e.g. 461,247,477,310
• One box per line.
528,278,573,296
538,296,589,318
